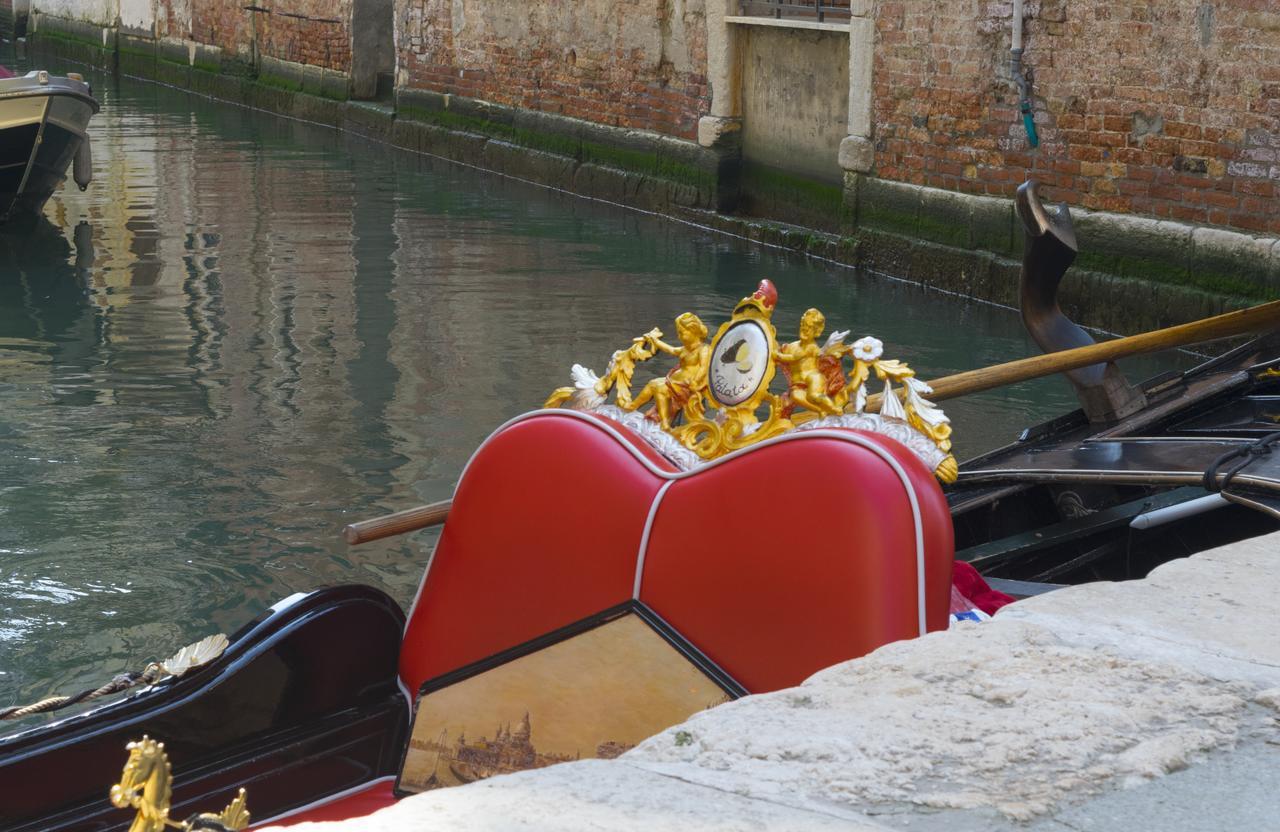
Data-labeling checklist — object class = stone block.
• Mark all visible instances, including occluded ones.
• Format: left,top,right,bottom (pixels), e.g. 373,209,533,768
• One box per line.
448,94,515,130
504,110,583,162
909,240,994,298
320,72,349,101
291,93,344,126
837,135,873,173
153,58,189,88
970,193,1015,256
1073,211,1192,286
259,56,303,91
1188,227,1278,299
481,140,576,190
573,163,641,205
156,37,187,66
396,88,448,117
300,64,325,97
655,134,720,177
917,186,971,248
191,43,222,72
855,227,916,276
697,116,741,150
857,176,921,237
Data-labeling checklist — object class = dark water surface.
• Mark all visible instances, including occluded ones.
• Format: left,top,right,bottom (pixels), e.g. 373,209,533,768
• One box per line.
0,61,1196,714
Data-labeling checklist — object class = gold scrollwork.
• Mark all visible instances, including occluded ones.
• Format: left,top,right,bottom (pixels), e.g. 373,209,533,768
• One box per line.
544,280,957,481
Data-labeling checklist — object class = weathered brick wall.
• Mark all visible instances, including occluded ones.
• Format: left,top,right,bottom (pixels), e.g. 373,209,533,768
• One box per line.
190,0,352,71
873,0,1280,235
397,0,709,139
156,0,189,40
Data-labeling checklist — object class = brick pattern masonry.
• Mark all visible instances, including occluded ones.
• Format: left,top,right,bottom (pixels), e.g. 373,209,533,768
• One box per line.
397,0,710,140
191,0,352,72
873,0,1280,235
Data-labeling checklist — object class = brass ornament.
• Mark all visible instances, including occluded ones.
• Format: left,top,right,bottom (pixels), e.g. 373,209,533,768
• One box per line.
161,633,230,678
111,736,250,832
544,280,957,482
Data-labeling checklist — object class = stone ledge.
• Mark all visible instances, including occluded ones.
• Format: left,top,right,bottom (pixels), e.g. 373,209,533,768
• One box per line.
724,15,851,33
853,175,1280,305
263,531,1280,831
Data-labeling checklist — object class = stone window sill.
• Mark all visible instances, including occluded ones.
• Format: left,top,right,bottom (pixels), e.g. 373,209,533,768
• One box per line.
724,16,850,33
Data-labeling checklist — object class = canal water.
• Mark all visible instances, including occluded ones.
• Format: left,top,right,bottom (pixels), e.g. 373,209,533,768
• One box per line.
0,57,1196,717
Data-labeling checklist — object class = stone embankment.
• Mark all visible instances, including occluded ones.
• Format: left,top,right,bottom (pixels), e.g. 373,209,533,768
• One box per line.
21,4,1280,335
265,532,1280,831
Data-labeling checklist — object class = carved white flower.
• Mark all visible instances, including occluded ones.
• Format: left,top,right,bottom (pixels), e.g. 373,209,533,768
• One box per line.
852,336,883,362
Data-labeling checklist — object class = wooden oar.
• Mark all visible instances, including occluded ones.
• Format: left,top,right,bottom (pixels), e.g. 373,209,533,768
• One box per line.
344,299,1280,545
867,298,1280,410
344,499,451,545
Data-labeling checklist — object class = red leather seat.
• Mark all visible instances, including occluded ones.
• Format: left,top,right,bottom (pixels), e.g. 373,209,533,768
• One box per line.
400,411,953,697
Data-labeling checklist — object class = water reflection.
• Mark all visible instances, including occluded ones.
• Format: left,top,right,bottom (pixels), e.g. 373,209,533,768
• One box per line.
0,65,1197,713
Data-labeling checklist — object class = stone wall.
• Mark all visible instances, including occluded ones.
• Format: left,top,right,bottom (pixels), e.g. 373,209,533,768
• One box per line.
740,24,849,184
396,0,710,140
33,0,115,25
190,0,353,71
872,0,1280,236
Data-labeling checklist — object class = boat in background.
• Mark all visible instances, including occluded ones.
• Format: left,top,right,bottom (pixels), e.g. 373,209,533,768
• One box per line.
0,69,97,223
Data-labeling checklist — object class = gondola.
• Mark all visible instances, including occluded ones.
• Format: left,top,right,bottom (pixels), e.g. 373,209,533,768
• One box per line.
2,181,1278,832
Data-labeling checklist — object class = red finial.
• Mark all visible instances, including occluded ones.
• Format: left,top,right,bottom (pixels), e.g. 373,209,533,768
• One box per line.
752,279,778,309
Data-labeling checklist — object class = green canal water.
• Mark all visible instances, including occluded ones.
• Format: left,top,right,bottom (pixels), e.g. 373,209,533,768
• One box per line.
0,62,1197,716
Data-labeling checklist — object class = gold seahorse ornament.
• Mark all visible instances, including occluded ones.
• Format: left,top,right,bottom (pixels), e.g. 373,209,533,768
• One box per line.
111,736,250,832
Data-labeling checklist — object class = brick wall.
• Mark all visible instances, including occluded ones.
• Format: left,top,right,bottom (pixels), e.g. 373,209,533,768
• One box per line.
190,0,352,71
397,0,710,140
873,0,1280,235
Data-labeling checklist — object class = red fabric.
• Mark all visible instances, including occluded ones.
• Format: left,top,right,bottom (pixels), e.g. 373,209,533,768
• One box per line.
641,430,954,692
0,66,14,79
952,560,1015,615
259,781,397,827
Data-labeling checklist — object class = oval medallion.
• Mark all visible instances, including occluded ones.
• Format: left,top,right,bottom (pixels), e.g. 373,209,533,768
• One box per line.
709,320,771,407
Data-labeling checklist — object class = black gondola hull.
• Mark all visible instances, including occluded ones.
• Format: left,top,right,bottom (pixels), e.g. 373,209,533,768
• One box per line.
0,586,409,832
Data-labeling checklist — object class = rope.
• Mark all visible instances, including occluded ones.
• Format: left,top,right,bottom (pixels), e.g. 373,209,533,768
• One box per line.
1203,430,1280,493
0,664,165,721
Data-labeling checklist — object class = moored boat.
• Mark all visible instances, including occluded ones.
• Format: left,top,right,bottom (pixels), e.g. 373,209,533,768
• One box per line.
0,69,97,223
2,180,1278,831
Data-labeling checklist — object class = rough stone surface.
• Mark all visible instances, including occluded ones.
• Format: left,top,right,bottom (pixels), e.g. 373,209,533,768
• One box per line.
260,531,1280,831
697,115,741,149
839,134,874,173
396,0,709,140
268,762,880,831
873,0,1280,236
740,24,848,182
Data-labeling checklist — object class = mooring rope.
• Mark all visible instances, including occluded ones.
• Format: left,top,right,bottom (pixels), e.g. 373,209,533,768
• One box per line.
0,633,229,721
1202,430,1280,493
0,666,164,721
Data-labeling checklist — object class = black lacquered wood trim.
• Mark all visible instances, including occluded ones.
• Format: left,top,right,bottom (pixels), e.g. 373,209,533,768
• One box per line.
0,585,408,832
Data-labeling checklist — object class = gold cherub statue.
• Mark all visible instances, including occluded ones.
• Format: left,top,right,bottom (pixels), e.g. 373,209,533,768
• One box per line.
541,280,958,482
774,307,850,418
621,312,710,430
